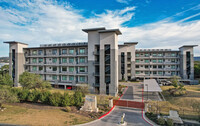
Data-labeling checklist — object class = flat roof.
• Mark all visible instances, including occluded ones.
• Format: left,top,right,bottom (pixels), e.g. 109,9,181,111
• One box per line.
124,42,138,45
179,45,198,49
82,27,106,33
98,29,122,35
144,79,162,92
4,41,28,45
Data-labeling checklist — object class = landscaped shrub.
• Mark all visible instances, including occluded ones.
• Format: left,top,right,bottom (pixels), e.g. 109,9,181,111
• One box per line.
27,90,40,102
10,88,22,96
73,91,83,107
166,118,173,126
18,89,29,101
39,90,51,104
65,106,71,112
49,92,62,106
157,117,165,125
60,93,70,107
145,112,157,123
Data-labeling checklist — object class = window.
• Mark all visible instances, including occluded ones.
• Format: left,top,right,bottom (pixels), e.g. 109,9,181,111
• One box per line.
158,71,163,75
69,49,74,54
52,75,57,80
62,67,67,71
171,65,176,69
32,58,37,63
80,57,85,63
171,53,176,57
39,58,43,63
136,59,140,63
136,71,140,74
52,49,57,55
153,71,157,75
136,54,139,57
69,76,74,81
69,58,74,63
80,67,85,72
145,71,149,75
62,58,67,63
171,71,176,75
136,65,139,68
69,67,74,72
158,53,163,57
145,53,149,57
145,65,149,68
38,50,43,55
145,59,149,63
152,59,156,63
79,48,85,54
158,59,163,63
62,49,67,54
32,66,37,71
32,50,37,55
153,65,157,68
52,58,57,63
39,66,43,71
62,76,67,81
152,53,157,57
53,67,57,71
171,59,176,63
158,65,162,69
79,76,85,82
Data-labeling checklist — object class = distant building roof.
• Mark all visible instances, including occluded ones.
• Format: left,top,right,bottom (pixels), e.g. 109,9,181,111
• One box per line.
82,27,106,32
179,45,198,49
4,41,28,45
124,42,138,45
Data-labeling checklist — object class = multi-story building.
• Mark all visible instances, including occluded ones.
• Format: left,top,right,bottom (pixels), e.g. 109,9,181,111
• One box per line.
4,27,197,96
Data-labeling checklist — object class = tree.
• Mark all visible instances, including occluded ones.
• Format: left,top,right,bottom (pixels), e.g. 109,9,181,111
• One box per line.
73,91,83,107
0,88,18,108
76,84,89,97
194,61,200,79
0,73,13,87
19,72,51,90
170,76,181,88
0,65,9,75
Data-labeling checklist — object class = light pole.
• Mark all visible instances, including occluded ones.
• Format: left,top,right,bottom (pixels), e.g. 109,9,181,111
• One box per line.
145,84,148,100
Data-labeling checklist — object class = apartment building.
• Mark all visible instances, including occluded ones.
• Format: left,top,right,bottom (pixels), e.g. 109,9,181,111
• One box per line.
4,27,197,96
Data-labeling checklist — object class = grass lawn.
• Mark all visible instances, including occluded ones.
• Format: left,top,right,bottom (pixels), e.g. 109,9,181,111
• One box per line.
0,104,93,126
147,85,200,120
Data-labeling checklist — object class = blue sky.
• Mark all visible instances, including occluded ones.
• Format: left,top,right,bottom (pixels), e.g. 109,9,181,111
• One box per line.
0,0,200,56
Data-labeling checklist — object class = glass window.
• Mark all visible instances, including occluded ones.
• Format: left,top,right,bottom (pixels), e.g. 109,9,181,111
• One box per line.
152,59,156,63
69,49,74,54
32,58,37,63
171,65,176,69
153,65,157,68
79,76,85,82
158,53,163,57
145,71,149,75
153,71,157,75
136,54,139,57
80,57,85,63
145,65,149,68
62,58,67,63
62,76,67,80
52,58,57,63
52,75,57,80
158,65,162,69
158,59,163,63
144,53,149,57
171,71,176,75
32,50,37,55
69,67,74,72
39,58,43,63
136,65,139,68
39,66,43,71
69,76,74,81
171,53,176,57
62,49,67,54
158,71,163,75
171,59,176,63
152,53,157,57
79,48,85,54
136,71,140,74
52,49,57,55
32,66,37,71
80,67,85,72
53,67,57,71
69,58,74,63
136,59,140,63
38,50,43,55
62,67,67,71
145,59,149,63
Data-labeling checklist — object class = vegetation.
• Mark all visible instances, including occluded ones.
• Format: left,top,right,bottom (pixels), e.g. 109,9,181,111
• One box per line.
76,84,89,96
19,72,51,90
118,84,127,96
0,74,13,87
0,88,18,108
169,76,186,96
194,61,200,79
73,91,84,107
157,117,165,125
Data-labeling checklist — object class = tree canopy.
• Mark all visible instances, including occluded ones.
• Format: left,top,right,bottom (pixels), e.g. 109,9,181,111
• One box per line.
19,71,52,90
0,73,13,87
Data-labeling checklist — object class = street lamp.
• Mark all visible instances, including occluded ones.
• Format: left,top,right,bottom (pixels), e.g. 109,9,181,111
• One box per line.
145,84,148,100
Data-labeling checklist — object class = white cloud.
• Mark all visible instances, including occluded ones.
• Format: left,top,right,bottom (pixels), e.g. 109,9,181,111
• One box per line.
116,0,132,4
0,0,199,57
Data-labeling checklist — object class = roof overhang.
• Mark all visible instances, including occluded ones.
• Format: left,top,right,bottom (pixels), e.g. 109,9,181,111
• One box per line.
82,27,106,33
179,45,198,49
98,29,122,35
4,41,28,45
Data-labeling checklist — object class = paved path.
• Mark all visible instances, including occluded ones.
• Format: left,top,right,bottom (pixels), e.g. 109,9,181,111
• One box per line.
81,83,151,126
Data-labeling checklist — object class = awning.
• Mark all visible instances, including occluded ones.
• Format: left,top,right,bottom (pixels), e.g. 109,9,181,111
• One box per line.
144,79,162,92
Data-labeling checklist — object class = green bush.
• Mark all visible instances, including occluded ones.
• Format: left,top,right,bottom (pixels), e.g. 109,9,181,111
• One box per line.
18,89,29,101
60,93,70,107
157,117,165,125
65,106,71,112
27,90,40,102
73,91,83,107
39,90,51,104
49,92,62,106
10,88,22,96
166,118,173,126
